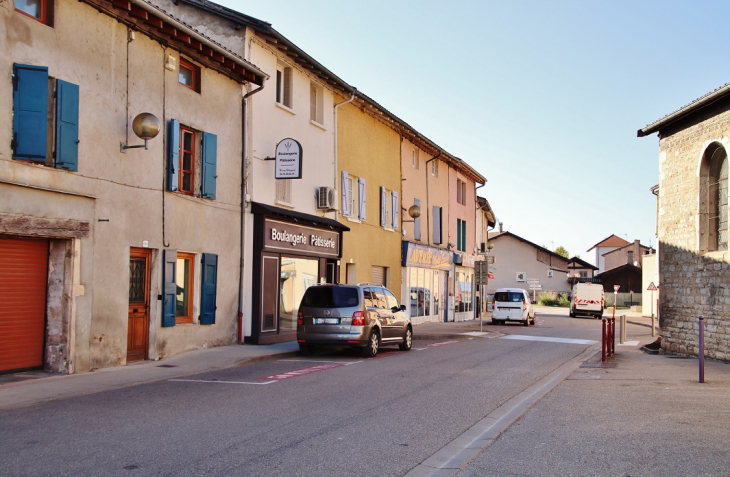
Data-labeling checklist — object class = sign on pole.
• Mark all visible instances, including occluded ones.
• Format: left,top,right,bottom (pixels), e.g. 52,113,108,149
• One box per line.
614,285,620,293
275,138,303,179
647,282,657,291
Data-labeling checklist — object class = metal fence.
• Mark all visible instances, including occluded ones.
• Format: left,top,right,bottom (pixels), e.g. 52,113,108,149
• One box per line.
604,292,642,308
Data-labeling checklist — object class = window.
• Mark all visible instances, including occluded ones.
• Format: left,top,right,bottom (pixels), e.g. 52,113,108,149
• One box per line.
310,81,323,125
12,63,79,171
412,149,419,169
433,206,443,244
175,252,195,324
462,181,467,205
178,58,200,93
457,179,463,205
15,0,53,26
380,186,398,230
167,119,217,199
702,144,728,252
456,219,467,252
276,179,292,204
431,160,438,177
276,64,293,109
341,172,366,221
162,250,218,327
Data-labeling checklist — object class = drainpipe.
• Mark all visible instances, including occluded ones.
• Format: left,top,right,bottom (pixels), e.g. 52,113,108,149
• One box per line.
238,80,265,344
424,151,441,247
333,90,356,219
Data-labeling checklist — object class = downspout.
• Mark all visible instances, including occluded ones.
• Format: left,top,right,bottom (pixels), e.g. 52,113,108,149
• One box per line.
333,90,356,219
424,151,441,247
238,80,265,344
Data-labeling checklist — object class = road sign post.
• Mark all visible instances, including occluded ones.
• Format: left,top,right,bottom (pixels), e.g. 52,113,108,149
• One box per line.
647,282,658,337
613,285,620,320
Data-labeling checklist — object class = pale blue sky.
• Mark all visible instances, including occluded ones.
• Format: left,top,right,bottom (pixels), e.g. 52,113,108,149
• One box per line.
222,0,730,260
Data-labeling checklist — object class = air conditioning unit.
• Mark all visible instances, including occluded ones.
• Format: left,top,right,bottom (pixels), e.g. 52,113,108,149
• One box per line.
317,186,337,211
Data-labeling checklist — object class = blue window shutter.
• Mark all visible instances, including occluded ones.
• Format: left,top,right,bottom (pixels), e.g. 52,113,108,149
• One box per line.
54,80,79,171
167,119,180,191
12,64,48,162
433,206,442,244
341,171,349,216
392,191,399,230
200,253,218,325
461,220,467,251
201,132,217,199
457,219,462,251
380,186,386,226
358,177,366,221
162,249,177,327
414,198,421,240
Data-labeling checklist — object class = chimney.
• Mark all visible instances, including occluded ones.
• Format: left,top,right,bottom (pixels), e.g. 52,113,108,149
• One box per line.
499,222,503,233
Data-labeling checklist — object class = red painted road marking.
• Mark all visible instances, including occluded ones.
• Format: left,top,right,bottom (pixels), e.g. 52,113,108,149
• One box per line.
427,340,459,347
262,363,345,381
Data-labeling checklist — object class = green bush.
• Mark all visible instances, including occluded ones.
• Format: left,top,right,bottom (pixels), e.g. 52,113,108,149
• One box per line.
537,291,570,307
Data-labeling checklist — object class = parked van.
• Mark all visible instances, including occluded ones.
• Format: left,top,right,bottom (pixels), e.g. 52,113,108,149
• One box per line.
570,282,604,319
491,288,535,326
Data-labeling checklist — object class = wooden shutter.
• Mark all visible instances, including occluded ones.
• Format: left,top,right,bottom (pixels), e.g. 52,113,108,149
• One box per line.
55,79,79,171
461,220,467,251
12,64,49,162
414,198,421,240
162,249,177,327
167,119,180,192
358,177,366,221
201,131,217,199
310,83,317,121
392,191,399,230
341,171,349,216
283,67,292,107
380,186,386,226
457,219,462,251
199,253,218,325
433,206,442,244
0,237,49,372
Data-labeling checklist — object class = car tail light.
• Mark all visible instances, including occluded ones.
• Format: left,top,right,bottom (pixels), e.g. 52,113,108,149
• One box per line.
492,301,495,310
523,299,527,311
297,311,304,326
352,311,365,326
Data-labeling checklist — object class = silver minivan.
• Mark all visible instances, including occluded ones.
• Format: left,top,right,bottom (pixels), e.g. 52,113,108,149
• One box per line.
297,284,412,357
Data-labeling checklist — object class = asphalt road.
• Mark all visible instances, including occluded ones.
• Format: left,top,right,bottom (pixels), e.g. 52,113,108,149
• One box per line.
0,311,609,476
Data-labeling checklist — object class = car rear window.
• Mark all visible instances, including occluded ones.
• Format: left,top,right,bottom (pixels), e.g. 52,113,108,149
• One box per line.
300,287,359,308
494,292,524,303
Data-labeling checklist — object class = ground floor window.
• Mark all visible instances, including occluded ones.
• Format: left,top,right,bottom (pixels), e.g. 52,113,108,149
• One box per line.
407,267,442,320
279,256,319,331
176,252,195,324
455,268,473,312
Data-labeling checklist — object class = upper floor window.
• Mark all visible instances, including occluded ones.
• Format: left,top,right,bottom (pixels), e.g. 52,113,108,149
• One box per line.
380,186,398,230
12,63,79,171
412,149,419,169
341,171,366,221
15,0,53,26
178,58,200,93
310,81,323,125
167,119,218,200
276,64,293,109
457,179,467,205
700,142,728,252
456,219,467,252
276,178,292,205
431,160,438,177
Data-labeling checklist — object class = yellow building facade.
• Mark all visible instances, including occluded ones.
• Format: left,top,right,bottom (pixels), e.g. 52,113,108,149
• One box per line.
336,98,403,295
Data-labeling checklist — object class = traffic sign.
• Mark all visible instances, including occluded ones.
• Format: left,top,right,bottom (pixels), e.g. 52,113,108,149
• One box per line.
614,285,620,293
647,282,657,291
529,284,542,290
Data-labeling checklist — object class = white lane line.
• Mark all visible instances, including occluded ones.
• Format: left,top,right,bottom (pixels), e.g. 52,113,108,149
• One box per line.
501,335,597,345
169,379,277,385
278,359,362,365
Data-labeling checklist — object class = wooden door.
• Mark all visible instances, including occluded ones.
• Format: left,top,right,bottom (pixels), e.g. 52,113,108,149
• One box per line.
127,248,151,362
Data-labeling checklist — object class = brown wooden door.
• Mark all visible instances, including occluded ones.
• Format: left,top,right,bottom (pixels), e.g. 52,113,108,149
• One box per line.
128,248,151,362
261,254,279,333
0,236,49,373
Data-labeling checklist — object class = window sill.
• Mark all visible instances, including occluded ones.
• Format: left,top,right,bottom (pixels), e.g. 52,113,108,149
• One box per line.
702,250,730,263
276,102,295,115
309,120,326,131
346,216,361,223
275,200,295,209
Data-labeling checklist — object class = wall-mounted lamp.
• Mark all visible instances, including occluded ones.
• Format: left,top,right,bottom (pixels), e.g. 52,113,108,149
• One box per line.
121,113,161,153
401,204,421,223
446,242,455,250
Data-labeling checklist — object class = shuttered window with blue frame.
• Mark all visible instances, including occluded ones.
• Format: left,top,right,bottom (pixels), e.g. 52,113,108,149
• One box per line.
12,64,49,162
162,249,177,327
199,253,218,324
167,119,217,199
55,80,79,171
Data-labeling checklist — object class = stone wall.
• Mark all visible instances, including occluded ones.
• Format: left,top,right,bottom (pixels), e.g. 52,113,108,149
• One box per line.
657,100,730,360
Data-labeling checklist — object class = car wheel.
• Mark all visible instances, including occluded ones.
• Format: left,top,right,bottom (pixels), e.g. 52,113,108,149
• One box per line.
531,314,536,325
298,343,316,356
523,317,529,327
569,308,575,318
363,330,380,357
399,326,412,351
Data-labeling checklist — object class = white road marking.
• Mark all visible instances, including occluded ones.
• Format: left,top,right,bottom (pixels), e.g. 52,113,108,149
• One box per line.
501,335,597,345
461,332,490,337
169,379,277,385
279,359,362,365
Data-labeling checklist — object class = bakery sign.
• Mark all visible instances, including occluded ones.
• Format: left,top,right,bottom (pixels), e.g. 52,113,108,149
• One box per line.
264,219,339,257
275,138,303,179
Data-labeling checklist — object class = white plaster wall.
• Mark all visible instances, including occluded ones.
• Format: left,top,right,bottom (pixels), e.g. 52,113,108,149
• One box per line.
488,236,571,295
641,253,659,316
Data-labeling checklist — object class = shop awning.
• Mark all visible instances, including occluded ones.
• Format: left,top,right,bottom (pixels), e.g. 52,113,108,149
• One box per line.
251,202,350,232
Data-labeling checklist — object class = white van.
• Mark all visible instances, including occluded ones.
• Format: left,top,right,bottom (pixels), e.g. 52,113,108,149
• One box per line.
569,282,604,319
491,288,535,326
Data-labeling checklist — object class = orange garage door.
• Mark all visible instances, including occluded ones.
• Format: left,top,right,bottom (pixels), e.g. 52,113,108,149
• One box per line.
0,236,49,373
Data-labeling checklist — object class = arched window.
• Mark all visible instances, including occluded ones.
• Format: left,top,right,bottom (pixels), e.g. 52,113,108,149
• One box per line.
700,143,728,252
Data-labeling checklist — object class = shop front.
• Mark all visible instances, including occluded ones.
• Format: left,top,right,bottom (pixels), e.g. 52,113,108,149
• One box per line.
401,242,451,324
453,252,477,322
248,203,349,344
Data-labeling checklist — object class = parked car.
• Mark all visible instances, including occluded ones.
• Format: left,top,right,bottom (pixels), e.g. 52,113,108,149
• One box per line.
491,288,535,326
297,284,412,357
569,282,604,319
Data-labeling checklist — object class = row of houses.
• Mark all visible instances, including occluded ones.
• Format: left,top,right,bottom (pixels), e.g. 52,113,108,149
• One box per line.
1,0,497,374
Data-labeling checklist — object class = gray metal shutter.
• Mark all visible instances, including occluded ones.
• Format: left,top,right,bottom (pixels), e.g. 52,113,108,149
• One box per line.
371,266,386,287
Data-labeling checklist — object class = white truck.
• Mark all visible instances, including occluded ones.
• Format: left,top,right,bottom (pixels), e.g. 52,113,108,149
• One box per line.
569,282,604,319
